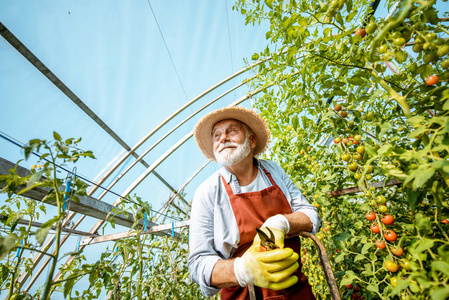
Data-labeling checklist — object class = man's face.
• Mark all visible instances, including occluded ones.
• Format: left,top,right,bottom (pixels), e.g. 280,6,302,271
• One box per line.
212,120,254,167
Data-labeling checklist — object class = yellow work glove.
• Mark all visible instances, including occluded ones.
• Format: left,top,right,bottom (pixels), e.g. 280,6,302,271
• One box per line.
233,244,299,290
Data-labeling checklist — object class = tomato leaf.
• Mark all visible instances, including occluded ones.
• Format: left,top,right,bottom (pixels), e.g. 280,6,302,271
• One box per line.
431,261,449,276
354,254,365,262
431,287,449,300
366,284,379,293
411,238,434,254
412,167,435,189
35,227,50,245
361,243,372,255
405,188,421,212
53,131,61,141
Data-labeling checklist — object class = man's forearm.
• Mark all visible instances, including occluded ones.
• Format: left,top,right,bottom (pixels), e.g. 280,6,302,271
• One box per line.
284,211,313,234
210,259,239,288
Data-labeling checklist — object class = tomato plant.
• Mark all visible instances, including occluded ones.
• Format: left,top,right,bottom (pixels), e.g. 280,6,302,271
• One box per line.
235,0,449,298
0,135,207,299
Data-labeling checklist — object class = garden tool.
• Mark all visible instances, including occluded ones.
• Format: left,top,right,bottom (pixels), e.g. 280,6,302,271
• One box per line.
248,227,286,300
249,229,342,300
298,231,341,300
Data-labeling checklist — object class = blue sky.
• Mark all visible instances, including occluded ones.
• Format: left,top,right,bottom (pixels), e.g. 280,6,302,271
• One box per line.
0,0,269,206
0,1,270,295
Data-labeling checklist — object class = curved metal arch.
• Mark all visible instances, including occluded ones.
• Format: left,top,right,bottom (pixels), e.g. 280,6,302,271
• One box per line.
90,50,287,196
52,84,275,284
95,72,259,201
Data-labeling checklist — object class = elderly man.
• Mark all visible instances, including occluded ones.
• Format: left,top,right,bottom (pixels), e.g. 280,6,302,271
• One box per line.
188,106,320,299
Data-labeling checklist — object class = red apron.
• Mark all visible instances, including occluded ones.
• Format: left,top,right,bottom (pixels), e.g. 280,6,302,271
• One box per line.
220,167,315,300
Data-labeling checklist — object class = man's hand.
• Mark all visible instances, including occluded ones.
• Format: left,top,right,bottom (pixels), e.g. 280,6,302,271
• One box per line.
234,244,299,290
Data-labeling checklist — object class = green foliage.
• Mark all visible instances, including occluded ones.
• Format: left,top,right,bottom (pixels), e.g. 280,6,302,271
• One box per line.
235,0,449,299
0,134,209,299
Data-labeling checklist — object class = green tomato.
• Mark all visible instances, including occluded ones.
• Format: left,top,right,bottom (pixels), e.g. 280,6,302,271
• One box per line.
412,43,423,53
356,145,365,154
378,205,388,213
341,153,351,161
365,165,374,173
353,153,363,161
376,195,387,204
348,161,359,171
393,38,406,47
365,22,377,34
423,52,437,64
379,44,388,53
425,32,437,42
390,31,402,39
443,58,449,69
400,259,412,271
437,45,449,57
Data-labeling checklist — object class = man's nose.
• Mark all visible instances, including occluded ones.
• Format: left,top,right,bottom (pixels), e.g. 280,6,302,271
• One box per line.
218,132,230,143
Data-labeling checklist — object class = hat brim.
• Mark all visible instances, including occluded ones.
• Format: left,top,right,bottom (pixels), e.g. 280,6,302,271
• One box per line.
193,106,269,161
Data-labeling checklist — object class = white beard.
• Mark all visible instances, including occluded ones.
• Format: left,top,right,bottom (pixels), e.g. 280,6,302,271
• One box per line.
214,135,251,167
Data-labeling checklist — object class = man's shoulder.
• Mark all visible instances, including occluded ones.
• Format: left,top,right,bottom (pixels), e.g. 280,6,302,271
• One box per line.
195,169,223,196
258,158,281,171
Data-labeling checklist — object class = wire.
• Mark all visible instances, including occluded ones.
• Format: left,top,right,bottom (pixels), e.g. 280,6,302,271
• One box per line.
0,130,182,221
145,0,189,102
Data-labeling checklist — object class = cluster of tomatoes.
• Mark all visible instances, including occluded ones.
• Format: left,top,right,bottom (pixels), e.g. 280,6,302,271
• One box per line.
345,283,362,300
365,200,417,292
352,12,449,90
333,129,374,181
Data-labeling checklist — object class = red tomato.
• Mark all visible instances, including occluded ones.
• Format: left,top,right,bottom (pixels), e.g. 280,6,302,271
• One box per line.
426,75,439,86
346,284,353,289
366,212,376,221
384,230,397,242
391,247,404,256
355,28,366,38
442,219,449,224
371,223,380,233
381,214,394,225
376,240,386,249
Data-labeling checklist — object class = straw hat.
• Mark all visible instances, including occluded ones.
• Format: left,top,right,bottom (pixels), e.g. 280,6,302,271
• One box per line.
193,106,270,161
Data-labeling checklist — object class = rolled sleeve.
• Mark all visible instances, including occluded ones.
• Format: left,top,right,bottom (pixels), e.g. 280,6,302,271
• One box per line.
262,160,321,234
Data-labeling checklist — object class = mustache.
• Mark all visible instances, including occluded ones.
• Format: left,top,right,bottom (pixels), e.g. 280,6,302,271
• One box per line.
217,142,239,152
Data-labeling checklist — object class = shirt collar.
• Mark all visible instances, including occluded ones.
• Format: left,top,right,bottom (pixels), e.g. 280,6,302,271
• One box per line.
219,158,261,184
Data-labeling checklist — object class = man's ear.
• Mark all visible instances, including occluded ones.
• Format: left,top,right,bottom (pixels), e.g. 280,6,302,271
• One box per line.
250,134,257,150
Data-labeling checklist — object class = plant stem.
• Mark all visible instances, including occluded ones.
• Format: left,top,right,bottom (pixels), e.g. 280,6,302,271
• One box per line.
40,152,63,300
136,212,143,300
